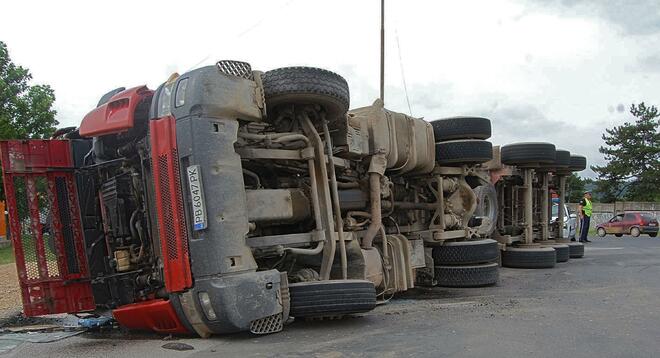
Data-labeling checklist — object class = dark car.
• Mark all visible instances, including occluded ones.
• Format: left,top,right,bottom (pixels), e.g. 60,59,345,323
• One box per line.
596,212,659,238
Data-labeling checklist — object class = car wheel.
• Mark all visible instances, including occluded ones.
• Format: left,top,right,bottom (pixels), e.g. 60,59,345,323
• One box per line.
650,232,658,238
614,233,623,238
597,228,606,237
630,227,641,237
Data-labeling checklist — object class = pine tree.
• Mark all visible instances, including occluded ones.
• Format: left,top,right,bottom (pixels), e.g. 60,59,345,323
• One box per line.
592,103,660,202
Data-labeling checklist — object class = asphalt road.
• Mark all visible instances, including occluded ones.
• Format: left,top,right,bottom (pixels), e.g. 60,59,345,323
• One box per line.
5,235,660,358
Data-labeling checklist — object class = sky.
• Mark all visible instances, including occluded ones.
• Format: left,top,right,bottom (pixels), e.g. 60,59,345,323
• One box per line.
2,0,659,178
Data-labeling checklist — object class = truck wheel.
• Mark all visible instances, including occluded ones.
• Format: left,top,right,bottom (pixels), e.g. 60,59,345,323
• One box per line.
597,228,606,237
567,242,584,258
432,239,499,265
501,247,556,269
630,227,641,237
430,116,491,142
435,263,499,288
435,139,493,166
473,185,498,235
569,155,587,171
548,244,570,262
262,66,350,121
554,149,571,167
289,280,376,318
501,142,556,165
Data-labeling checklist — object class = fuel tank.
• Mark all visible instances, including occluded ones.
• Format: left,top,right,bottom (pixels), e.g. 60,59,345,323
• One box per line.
333,99,435,175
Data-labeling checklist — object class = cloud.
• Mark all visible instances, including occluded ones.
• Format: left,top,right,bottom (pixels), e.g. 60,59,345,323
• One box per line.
634,54,660,73
526,0,660,36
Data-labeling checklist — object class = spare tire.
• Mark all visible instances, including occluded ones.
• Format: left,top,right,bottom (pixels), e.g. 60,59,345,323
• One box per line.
435,263,499,288
436,139,493,166
502,247,556,269
501,142,556,166
569,155,587,172
432,239,499,265
430,116,492,142
262,67,350,121
289,280,376,318
473,184,498,236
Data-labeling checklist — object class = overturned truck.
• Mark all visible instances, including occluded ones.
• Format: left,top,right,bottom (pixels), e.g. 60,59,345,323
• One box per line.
2,61,542,336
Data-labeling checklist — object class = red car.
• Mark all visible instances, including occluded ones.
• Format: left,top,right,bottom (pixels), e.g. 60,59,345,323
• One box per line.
596,212,659,238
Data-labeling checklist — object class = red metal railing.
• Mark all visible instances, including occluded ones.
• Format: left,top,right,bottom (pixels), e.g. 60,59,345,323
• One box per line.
0,140,94,316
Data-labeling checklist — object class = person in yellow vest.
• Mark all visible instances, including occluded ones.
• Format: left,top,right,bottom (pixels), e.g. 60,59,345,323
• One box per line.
578,191,593,243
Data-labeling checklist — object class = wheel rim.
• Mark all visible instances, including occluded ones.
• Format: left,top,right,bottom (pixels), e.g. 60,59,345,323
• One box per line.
631,228,640,237
597,228,606,237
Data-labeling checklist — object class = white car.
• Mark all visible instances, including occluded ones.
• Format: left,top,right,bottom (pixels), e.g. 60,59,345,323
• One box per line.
552,203,577,240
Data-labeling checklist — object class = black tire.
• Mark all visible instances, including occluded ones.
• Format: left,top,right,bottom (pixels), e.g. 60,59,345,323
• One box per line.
432,239,499,265
567,242,584,258
614,233,623,237
262,67,350,120
430,116,491,141
597,227,606,237
501,142,556,166
569,155,587,172
650,232,658,238
548,244,570,263
435,139,493,166
473,185,498,236
501,247,556,269
554,149,571,167
289,280,376,318
435,263,499,288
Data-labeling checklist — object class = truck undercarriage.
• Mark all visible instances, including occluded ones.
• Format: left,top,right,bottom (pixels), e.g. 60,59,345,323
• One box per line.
0,60,586,336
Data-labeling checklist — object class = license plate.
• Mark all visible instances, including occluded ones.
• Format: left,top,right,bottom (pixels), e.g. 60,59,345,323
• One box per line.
187,165,207,231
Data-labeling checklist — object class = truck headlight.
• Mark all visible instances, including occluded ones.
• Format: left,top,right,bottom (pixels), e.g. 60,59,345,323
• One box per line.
175,78,188,108
198,292,218,321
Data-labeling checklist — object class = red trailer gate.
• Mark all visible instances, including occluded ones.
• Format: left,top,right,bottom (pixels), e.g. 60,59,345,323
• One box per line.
0,140,94,316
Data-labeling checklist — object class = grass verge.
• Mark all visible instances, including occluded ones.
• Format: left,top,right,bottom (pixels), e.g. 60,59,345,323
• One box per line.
0,245,15,265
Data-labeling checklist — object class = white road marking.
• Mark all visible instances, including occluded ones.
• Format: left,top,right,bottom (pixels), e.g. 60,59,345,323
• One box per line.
585,247,624,250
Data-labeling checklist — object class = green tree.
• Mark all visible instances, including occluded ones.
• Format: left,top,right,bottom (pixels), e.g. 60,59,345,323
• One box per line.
565,173,586,203
592,102,660,202
0,41,58,140
0,41,59,199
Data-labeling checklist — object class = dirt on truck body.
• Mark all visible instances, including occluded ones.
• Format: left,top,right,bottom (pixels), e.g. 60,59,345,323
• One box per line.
0,60,585,337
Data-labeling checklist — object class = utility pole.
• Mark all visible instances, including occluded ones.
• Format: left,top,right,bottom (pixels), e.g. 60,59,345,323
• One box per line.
380,0,385,103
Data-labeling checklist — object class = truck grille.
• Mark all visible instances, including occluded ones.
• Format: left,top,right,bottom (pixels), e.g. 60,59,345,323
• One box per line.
216,60,253,80
250,313,283,335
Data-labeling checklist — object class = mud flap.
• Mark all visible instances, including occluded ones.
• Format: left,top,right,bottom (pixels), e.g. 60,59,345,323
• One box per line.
0,140,95,316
